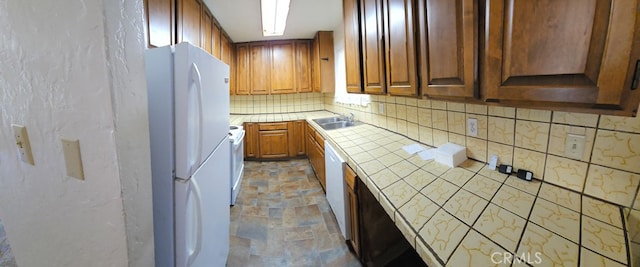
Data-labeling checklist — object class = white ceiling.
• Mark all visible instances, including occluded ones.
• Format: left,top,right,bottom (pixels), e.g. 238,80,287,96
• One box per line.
203,0,343,43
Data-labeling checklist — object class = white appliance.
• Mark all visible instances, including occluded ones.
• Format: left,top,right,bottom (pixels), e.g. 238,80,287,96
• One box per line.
146,42,230,267
325,141,350,240
229,125,245,205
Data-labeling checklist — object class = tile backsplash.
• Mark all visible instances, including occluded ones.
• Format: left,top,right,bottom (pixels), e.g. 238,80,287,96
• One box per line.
323,94,640,213
230,92,324,114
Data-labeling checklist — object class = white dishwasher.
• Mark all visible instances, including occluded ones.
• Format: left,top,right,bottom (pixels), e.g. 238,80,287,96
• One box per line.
325,140,350,240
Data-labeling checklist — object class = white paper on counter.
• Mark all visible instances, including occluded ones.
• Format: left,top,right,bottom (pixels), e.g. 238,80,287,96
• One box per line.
418,149,435,161
402,143,426,155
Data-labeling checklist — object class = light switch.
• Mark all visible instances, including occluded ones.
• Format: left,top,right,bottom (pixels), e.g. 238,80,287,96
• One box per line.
12,124,35,165
61,139,85,180
378,103,385,115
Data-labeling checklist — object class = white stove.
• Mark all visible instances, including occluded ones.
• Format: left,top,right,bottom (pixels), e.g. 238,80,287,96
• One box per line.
229,125,245,205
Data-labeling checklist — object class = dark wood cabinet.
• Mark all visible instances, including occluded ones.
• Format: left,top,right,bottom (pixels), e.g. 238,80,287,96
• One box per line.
244,123,259,159
235,43,250,95
419,0,477,99
359,0,419,96
295,40,313,93
145,0,174,48
178,0,202,46
343,0,364,93
259,130,289,159
250,43,271,95
360,0,386,94
221,33,232,65
271,41,297,94
345,165,360,258
481,0,640,114
212,22,221,59
312,31,336,93
384,0,419,96
288,121,306,157
201,9,213,54
306,124,326,190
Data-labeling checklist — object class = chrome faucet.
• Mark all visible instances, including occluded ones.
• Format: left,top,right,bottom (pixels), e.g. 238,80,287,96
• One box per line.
343,112,355,123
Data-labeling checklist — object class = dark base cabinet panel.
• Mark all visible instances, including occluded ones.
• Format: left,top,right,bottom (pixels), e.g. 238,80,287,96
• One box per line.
357,178,426,267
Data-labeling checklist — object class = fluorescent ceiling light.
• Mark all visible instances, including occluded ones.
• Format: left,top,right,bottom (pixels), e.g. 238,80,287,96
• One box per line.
261,0,290,36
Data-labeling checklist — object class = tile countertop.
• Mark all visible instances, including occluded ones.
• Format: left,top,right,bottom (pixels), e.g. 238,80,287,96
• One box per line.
230,112,632,267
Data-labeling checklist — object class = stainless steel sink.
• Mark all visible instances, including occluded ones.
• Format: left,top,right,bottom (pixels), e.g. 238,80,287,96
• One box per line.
313,117,361,130
312,117,345,124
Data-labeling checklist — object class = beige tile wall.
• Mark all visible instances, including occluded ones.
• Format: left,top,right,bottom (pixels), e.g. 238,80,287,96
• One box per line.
230,92,324,114
324,94,640,213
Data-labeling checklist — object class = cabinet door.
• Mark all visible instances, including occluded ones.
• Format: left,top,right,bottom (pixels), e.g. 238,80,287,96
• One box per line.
343,0,363,93
483,0,639,112
288,121,306,157
235,43,251,95
384,0,418,96
259,130,289,159
295,41,313,93
271,41,297,94
145,0,174,48
221,33,232,65
201,10,213,53
212,23,221,59
312,32,336,93
178,0,202,46
312,139,326,190
419,0,477,98
244,123,259,159
345,165,360,257
360,0,386,94
251,43,271,94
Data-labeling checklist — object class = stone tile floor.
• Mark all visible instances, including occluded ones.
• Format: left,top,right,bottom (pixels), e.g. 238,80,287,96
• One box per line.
227,159,361,267
0,219,17,267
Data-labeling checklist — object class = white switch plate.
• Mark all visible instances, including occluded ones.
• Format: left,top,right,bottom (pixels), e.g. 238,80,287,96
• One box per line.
467,118,478,137
565,134,586,160
378,103,385,115
12,124,35,165
61,139,85,180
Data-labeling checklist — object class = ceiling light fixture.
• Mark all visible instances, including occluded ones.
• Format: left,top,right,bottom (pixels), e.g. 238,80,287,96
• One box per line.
261,0,290,36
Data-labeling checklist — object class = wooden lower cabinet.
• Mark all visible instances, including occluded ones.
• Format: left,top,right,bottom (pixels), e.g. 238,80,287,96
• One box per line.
244,122,259,159
258,130,289,159
288,121,306,157
345,164,360,258
306,124,326,190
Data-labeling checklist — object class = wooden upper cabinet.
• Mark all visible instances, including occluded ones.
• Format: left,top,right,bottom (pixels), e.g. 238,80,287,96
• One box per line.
201,10,213,53
312,31,336,93
235,43,250,95
212,22,221,59
343,0,363,93
221,33,231,65
482,0,640,113
251,43,271,94
178,0,202,46
384,0,418,96
295,40,313,93
145,0,174,48
419,0,477,98
271,41,297,94
360,0,386,94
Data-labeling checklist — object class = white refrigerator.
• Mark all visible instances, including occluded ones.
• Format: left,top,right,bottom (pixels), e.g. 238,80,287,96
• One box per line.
146,42,230,267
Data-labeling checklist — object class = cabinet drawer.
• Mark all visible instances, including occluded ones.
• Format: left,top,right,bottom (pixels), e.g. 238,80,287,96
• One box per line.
314,131,324,147
259,122,288,131
345,165,357,191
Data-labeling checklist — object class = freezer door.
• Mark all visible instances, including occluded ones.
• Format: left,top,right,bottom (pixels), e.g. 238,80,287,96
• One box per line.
174,42,230,180
175,141,230,267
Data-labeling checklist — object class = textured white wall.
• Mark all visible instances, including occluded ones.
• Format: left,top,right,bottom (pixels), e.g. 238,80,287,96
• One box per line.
0,0,153,266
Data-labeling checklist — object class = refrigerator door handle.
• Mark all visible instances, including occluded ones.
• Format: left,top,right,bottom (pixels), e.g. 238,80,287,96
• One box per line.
187,63,204,176
186,179,203,267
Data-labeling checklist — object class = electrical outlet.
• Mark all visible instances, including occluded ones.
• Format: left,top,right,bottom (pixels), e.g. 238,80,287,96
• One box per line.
12,124,35,165
565,134,586,160
378,103,385,114
467,118,478,137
